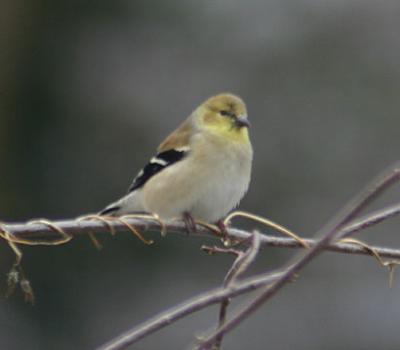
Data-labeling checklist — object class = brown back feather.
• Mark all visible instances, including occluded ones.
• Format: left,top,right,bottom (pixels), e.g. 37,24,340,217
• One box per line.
157,117,193,152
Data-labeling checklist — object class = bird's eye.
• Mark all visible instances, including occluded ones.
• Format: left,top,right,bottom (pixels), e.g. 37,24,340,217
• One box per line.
220,110,231,117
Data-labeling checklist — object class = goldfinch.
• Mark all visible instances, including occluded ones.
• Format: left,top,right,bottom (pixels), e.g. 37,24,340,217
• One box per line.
100,93,253,227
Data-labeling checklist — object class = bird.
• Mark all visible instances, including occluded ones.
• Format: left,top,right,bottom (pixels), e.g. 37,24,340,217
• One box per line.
99,93,253,231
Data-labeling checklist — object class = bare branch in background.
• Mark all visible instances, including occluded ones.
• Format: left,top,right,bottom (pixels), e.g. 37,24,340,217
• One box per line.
96,271,285,350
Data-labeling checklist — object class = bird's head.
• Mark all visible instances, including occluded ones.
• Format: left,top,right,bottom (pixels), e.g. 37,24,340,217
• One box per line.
195,93,250,142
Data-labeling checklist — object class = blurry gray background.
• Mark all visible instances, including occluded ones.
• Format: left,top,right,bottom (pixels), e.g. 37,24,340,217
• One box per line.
1,0,400,349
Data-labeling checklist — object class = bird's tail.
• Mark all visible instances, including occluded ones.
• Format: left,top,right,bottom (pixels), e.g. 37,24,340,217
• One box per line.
98,203,120,216
99,190,144,216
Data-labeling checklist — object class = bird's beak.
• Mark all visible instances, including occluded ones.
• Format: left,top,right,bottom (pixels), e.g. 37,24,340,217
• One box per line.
235,115,250,128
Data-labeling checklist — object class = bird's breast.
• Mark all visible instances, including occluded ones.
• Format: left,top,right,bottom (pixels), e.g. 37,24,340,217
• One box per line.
141,133,253,222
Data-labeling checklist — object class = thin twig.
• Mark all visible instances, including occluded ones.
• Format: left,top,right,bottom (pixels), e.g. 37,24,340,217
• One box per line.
196,162,400,349
209,232,261,350
339,202,400,239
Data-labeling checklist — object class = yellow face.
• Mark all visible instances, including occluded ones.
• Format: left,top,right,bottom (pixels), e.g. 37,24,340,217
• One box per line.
197,93,250,142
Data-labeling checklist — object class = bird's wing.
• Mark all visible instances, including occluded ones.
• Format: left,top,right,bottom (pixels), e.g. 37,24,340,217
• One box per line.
100,148,188,216
127,148,188,193
127,117,194,193
157,117,193,153
99,117,194,216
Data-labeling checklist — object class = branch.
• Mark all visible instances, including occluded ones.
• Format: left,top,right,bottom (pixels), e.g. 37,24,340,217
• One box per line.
95,233,400,350
195,161,400,348
96,270,284,350
1,203,400,257
0,206,398,348
202,232,261,349
1,164,400,348
95,198,400,349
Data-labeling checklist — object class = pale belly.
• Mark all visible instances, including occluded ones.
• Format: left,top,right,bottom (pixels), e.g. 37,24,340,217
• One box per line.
141,147,252,222
188,165,250,222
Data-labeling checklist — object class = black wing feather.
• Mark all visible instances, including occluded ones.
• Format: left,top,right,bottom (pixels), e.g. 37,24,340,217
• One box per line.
128,149,187,193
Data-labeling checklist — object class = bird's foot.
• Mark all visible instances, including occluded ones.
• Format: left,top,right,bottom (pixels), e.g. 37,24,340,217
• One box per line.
216,219,233,247
183,212,197,235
